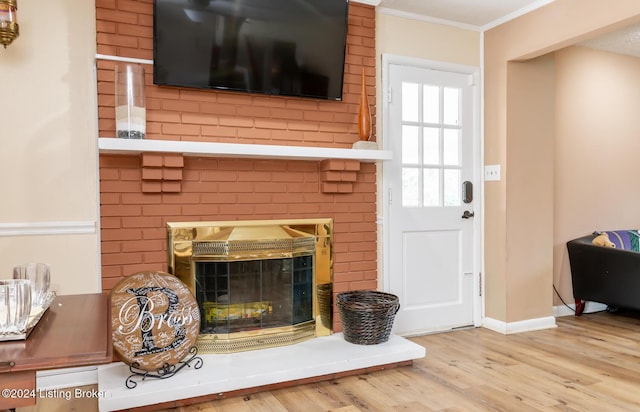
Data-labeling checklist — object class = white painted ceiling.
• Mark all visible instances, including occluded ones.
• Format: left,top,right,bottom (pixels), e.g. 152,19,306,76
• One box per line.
578,24,640,58
377,0,640,57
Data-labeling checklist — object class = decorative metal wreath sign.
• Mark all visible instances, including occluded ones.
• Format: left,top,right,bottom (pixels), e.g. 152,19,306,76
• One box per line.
110,271,202,387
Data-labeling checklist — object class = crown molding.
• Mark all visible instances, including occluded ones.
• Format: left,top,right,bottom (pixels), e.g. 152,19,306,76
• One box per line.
481,0,555,31
352,0,382,6
377,7,481,32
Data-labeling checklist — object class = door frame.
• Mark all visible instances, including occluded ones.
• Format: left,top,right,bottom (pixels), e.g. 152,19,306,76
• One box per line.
380,53,483,330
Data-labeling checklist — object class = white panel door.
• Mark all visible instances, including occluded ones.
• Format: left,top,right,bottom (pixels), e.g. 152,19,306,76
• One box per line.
385,61,478,336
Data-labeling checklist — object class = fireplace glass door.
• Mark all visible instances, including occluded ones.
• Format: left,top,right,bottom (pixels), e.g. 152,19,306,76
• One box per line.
167,219,333,353
195,255,313,335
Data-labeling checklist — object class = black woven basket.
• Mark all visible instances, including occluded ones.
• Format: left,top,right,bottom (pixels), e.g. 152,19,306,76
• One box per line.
317,283,333,329
336,290,400,345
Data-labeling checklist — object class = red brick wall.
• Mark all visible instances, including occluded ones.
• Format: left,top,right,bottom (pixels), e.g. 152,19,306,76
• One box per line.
96,0,376,145
96,1,378,330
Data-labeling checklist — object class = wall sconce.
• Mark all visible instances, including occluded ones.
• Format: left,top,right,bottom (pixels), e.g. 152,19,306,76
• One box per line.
0,0,18,48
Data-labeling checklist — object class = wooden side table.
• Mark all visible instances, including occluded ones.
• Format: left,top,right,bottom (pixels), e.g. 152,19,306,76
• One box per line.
0,293,112,409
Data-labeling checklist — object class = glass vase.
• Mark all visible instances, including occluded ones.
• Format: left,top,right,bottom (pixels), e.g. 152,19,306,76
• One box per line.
115,63,146,139
0,279,32,334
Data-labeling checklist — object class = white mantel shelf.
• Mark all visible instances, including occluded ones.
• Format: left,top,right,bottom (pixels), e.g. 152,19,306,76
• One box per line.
98,138,392,162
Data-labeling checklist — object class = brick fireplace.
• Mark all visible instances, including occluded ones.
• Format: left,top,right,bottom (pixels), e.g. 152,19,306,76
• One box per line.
97,2,378,333
94,4,429,409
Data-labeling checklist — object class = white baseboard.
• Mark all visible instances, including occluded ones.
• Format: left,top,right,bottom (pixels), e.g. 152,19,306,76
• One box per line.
482,301,610,334
482,315,557,335
553,301,608,317
36,366,98,390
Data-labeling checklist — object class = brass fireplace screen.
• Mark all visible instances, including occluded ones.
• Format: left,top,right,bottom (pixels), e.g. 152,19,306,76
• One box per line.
167,219,333,353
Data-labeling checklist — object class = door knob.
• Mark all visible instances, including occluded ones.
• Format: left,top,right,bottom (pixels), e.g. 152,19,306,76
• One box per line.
461,210,475,219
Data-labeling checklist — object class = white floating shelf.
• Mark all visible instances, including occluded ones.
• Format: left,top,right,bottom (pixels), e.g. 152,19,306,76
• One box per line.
98,138,392,162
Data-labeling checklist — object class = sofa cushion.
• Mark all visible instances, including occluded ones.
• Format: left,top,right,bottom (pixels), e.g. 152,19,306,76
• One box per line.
600,230,640,251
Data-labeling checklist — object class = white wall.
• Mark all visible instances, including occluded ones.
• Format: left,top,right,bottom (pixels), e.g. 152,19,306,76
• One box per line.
0,1,100,294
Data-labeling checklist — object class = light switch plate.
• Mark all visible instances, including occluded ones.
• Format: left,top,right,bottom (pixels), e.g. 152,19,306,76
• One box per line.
485,165,501,181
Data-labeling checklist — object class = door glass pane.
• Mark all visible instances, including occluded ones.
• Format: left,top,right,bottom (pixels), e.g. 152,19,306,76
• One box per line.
443,129,459,166
402,125,419,164
399,78,468,210
444,169,461,206
443,87,460,125
402,82,419,122
423,127,439,165
423,169,440,206
423,85,439,124
402,168,420,207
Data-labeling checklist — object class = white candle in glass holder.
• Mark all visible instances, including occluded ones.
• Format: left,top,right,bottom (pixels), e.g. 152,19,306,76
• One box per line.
115,63,146,139
0,279,32,334
13,262,50,309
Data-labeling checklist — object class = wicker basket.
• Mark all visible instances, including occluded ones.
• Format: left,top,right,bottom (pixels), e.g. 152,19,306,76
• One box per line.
336,290,400,345
317,283,333,329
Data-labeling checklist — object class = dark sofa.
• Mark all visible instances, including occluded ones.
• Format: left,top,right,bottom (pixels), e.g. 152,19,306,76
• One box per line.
567,231,640,315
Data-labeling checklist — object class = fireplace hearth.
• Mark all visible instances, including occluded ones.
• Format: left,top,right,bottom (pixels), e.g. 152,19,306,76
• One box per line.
167,219,333,353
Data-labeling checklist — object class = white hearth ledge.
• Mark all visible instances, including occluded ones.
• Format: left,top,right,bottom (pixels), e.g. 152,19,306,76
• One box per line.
98,333,424,411
98,138,392,162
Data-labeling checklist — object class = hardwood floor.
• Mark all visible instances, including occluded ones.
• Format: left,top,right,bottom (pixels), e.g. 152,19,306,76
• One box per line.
17,310,640,411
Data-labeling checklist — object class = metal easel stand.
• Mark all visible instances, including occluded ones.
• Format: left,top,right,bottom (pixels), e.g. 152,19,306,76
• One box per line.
125,346,203,389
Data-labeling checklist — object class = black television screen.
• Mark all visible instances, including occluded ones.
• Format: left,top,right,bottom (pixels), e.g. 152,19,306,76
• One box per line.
153,0,349,101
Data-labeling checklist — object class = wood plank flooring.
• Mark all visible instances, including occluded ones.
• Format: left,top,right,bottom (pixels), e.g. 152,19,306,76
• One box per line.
17,310,640,411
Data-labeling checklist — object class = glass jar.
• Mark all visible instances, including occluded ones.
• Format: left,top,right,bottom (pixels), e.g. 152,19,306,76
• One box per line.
115,63,146,139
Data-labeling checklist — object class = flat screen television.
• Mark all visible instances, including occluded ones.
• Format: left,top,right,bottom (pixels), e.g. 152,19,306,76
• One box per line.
153,0,350,101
